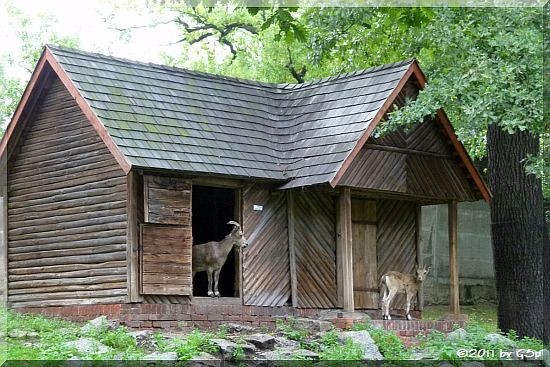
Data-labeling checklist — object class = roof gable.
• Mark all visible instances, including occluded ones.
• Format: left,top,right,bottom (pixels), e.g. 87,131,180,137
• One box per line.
1,45,490,202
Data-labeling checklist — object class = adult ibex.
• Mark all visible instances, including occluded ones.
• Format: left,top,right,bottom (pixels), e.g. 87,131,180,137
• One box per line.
379,265,430,321
192,221,248,297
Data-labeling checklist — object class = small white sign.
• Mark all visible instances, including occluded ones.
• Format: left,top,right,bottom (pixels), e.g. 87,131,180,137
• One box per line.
253,205,263,211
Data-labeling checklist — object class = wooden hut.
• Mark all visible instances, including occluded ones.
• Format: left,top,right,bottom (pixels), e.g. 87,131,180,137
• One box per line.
0,46,490,327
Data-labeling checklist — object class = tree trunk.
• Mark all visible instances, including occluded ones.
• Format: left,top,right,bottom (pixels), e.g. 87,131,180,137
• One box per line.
487,124,547,342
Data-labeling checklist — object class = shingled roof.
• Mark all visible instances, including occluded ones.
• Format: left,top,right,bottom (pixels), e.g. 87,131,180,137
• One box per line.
35,45,412,189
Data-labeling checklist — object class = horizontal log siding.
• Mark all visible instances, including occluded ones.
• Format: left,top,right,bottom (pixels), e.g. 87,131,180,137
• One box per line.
7,76,128,308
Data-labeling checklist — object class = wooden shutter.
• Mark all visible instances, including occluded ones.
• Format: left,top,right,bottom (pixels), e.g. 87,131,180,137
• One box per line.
140,175,192,295
140,224,192,295
144,175,191,225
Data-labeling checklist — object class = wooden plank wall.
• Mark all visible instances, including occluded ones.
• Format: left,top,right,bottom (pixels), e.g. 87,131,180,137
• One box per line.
293,190,337,308
242,183,291,306
376,199,417,309
7,76,128,307
339,149,407,192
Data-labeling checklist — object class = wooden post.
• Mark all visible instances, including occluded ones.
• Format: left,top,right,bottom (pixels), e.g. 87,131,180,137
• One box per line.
126,170,142,302
287,190,298,307
416,204,424,311
448,200,459,315
337,187,354,312
234,188,243,298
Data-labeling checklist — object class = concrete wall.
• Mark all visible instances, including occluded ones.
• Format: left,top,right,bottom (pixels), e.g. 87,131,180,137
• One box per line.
420,201,496,305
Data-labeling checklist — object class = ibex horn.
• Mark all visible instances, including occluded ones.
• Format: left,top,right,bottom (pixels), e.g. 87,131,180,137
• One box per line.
227,221,241,229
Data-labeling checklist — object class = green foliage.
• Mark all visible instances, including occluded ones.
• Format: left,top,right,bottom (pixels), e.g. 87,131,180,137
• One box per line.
422,304,499,332
0,2,80,128
232,338,246,361
319,337,364,360
275,317,309,343
415,321,546,360
2,308,144,360
352,321,412,360
173,330,217,360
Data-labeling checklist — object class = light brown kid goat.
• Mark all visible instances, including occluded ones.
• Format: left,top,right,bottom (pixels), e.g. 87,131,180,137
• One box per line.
379,265,430,320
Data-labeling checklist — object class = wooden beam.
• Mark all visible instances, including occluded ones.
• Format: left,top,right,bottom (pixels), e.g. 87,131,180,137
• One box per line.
287,190,298,307
337,187,354,312
126,170,142,302
364,143,452,160
448,200,459,314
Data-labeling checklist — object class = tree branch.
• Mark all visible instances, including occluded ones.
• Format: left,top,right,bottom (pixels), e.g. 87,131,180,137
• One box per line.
173,11,258,60
285,48,307,83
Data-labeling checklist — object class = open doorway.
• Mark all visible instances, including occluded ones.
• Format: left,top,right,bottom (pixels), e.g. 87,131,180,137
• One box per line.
192,185,238,297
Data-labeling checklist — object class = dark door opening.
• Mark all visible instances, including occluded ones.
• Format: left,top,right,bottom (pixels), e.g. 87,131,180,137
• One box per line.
192,185,237,297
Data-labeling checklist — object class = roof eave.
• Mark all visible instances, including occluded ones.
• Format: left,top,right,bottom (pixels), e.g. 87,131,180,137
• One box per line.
328,60,420,188
0,46,132,175
328,60,491,203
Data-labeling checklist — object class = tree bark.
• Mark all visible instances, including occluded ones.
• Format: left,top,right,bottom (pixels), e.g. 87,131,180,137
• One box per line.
487,124,547,342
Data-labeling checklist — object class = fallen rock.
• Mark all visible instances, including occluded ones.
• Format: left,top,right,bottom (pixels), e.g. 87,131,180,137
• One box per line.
142,351,178,360
446,328,468,341
129,330,155,350
222,323,257,333
294,349,320,360
80,316,119,335
340,330,383,360
8,329,29,338
261,347,319,360
211,338,237,359
64,337,111,355
190,352,220,366
274,336,300,349
485,333,516,347
293,317,333,333
245,334,276,350
240,342,257,354
410,350,433,360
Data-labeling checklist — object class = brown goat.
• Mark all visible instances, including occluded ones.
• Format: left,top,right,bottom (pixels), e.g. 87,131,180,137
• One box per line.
192,221,248,297
379,265,430,320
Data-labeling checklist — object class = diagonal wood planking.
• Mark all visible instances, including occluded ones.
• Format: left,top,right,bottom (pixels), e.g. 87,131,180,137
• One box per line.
376,199,417,309
294,191,337,308
242,183,291,306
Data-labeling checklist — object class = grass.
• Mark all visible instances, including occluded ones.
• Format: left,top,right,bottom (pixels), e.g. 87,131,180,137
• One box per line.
422,303,499,332
417,303,547,360
2,308,145,360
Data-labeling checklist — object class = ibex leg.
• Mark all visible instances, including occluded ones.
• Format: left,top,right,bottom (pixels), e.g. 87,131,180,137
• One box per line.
405,294,414,320
207,270,214,297
213,269,221,297
384,290,397,320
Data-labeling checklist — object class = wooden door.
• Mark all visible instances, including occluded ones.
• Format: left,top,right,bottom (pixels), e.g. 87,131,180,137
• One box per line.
140,176,193,295
351,198,378,309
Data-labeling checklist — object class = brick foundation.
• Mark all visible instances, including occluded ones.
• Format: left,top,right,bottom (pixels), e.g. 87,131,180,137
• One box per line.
14,299,464,335
14,298,321,331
